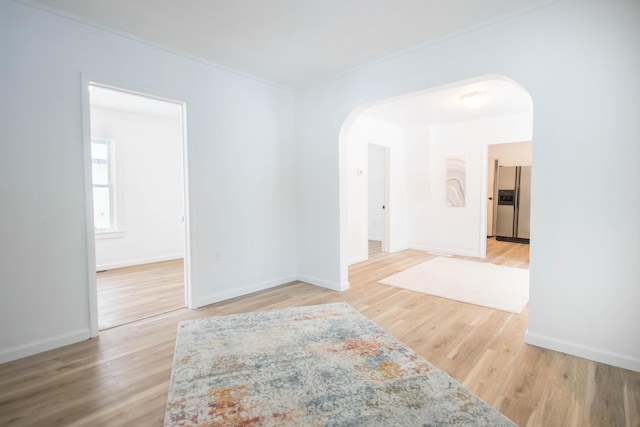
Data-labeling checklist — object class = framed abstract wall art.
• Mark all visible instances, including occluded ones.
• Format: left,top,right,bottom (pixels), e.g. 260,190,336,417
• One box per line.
446,157,466,207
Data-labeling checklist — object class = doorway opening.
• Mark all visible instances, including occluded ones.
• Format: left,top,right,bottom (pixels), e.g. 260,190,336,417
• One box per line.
367,144,390,257
344,113,401,266
82,79,192,334
339,74,534,286
486,142,533,241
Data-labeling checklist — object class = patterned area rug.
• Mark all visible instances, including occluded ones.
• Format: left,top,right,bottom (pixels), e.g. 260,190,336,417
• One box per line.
165,303,516,426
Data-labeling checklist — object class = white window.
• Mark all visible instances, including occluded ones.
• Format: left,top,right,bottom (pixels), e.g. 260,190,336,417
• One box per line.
91,139,117,231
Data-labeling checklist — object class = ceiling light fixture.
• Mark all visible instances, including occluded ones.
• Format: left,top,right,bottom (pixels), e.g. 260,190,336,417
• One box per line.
460,91,488,108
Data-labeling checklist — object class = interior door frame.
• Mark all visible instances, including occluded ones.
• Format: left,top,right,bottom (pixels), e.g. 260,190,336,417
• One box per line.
81,74,194,337
366,143,391,254
380,145,391,253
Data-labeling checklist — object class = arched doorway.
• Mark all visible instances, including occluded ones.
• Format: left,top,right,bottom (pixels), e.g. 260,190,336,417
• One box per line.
338,74,534,287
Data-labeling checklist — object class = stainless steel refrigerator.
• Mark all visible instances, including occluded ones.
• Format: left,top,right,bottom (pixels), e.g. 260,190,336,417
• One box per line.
495,166,531,243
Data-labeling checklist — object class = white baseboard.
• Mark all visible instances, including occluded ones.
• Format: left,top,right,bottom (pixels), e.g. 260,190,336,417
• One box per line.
195,273,349,309
96,254,183,271
525,331,640,373
0,328,91,364
297,274,349,292
408,244,480,258
348,255,369,265
197,275,297,308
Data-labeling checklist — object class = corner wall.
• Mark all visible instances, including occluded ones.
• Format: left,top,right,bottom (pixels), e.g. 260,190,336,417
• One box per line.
296,0,640,371
0,0,296,363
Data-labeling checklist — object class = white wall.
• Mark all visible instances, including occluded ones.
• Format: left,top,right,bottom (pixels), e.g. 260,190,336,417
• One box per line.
489,141,532,167
367,145,385,241
0,1,296,363
296,0,640,371
90,107,184,270
406,114,532,256
346,114,407,265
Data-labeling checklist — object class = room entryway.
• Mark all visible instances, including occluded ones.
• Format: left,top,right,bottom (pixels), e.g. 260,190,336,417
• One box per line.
367,144,389,255
97,259,184,330
339,74,534,286
83,81,192,333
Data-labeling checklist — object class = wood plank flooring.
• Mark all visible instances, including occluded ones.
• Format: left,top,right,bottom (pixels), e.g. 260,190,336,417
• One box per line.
97,259,185,330
1,240,639,426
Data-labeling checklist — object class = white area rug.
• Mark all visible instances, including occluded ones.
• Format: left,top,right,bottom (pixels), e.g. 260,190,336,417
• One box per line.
379,257,529,314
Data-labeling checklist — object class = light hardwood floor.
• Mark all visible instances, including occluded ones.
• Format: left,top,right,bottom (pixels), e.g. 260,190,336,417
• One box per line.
97,259,185,330
1,240,638,426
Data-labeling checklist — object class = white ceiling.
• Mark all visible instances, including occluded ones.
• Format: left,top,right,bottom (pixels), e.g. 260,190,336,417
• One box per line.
27,0,549,88
363,78,533,127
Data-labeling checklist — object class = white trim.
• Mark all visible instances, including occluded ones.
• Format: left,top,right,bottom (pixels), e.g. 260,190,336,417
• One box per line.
407,244,480,258
197,273,350,309
90,137,118,231
348,255,369,265
297,274,349,292
81,74,100,337
368,236,382,241
525,331,640,373
180,103,195,310
197,275,297,308
96,254,184,271
0,329,90,364
81,74,194,331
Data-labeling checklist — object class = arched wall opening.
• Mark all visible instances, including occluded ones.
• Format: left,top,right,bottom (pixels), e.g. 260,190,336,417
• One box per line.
338,74,534,287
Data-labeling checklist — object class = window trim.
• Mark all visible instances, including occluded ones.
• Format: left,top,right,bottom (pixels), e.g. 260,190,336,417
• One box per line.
91,137,122,234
